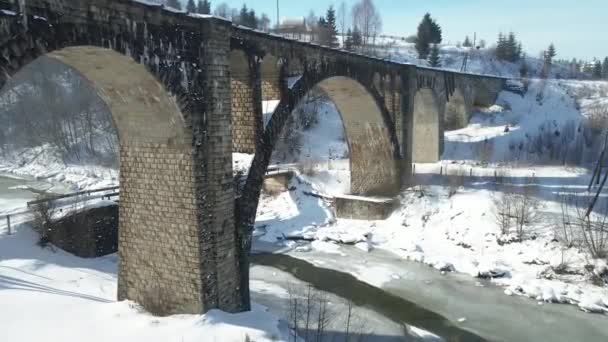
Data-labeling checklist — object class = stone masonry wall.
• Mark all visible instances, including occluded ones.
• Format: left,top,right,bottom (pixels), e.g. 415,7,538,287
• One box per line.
196,18,243,312
118,142,203,315
231,78,257,153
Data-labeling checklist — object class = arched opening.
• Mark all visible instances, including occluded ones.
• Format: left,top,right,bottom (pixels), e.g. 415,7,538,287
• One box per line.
271,82,351,194
261,53,282,125
445,87,470,130
412,88,442,163
315,76,398,195
0,46,221,315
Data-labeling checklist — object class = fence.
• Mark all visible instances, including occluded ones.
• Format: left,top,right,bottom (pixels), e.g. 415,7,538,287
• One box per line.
2,186,119,235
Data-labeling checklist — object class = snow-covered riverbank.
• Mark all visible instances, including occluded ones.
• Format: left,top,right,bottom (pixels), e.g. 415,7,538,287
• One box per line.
0,144,118,191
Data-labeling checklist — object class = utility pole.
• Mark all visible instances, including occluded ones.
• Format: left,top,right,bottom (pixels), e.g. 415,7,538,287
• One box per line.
276,0,279,30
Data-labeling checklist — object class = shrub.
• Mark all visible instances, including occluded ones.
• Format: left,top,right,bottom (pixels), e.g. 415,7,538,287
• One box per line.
30,197,57,246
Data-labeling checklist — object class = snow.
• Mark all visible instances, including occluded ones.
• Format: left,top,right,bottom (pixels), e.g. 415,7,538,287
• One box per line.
378,40,576,79
1,9,17,16
252,77,608,315
0,226,294,342
0,144,118,191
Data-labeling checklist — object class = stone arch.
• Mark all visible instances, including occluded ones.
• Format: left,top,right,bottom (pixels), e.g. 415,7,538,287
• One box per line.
1,5,243,315
315,76,398,195
412,88,443,163
234,73,401,307
445,87,470,130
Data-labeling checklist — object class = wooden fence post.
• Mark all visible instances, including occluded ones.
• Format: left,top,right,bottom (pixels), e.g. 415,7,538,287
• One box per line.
6,215,11,235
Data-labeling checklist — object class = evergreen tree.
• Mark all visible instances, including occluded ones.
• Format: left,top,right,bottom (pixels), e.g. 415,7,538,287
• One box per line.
496,32,523,63
165,0,182,10
545,43,557,62
238,4,248,26
519,59,529,78
325,6,339,48
516,43,523,60
602,57,608,79
495,33,505,60
197,0,211,14
248,9,258,29
345,28,354,51
428,44,441,67
415,13,434,59
186,0,196,12
463,36,472,47
429,18,442,44
352,27,363,48
505,32,519,62
593,60,603,79
317,17,328,45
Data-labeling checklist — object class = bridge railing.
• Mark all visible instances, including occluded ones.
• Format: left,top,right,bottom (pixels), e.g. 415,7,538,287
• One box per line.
2,186,119,235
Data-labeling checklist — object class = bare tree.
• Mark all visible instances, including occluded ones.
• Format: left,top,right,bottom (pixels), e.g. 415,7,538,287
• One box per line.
307,10,319,43
351,0,382,52
494,190,513,236
574,199,608,259
337,2,349,47
213,2,230,19
511,178,541,240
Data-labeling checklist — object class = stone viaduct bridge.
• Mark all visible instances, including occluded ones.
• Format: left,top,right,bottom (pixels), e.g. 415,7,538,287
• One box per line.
0,0,506,316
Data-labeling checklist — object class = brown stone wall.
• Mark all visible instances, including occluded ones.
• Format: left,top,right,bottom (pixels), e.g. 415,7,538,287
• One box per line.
262,79,281,101
231,78,257,153
197,19,242,312
117,142,202,315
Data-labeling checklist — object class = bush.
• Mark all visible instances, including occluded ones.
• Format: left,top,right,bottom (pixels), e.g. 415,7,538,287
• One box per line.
30,197,57,246
493,178,540,241
286,284,368,342
558,192,608,259
445,166,466,197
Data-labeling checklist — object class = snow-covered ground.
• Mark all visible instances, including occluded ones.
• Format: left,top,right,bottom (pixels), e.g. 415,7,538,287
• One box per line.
253,77,608,316
375,39,577,79
0,225,294,342
0,144,118,191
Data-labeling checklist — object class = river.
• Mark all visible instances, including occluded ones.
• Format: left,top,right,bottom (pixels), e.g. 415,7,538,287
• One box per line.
253,242,608,342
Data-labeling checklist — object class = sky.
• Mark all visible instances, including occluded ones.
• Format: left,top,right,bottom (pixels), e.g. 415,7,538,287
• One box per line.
195,0,608,61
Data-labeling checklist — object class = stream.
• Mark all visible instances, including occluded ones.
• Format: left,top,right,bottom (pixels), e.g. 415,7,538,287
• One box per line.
252,242,608,342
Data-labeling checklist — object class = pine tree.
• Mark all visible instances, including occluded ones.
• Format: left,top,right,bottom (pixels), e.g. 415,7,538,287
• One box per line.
545,43,557,62
317,17,328,45
352,27,363,48
505,32,518,62
428,44,441,67
463,36,472,47
602,57,608,79
197,0,211,14
519,60,529,78
345,28,354,51
516,42,523,61
416,13,434,59
429,18,442,44
495,33,506,61
593,60,603,79
248,9,258,29
325,6,339,48
238,4,248,26
165,0,182,10
186,0,196,12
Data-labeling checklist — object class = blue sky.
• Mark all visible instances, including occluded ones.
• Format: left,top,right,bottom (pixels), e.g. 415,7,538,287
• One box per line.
197,0,607,60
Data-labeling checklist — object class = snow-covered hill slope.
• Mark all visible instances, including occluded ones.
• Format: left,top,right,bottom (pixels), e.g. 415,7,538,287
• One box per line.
376,40,575,79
